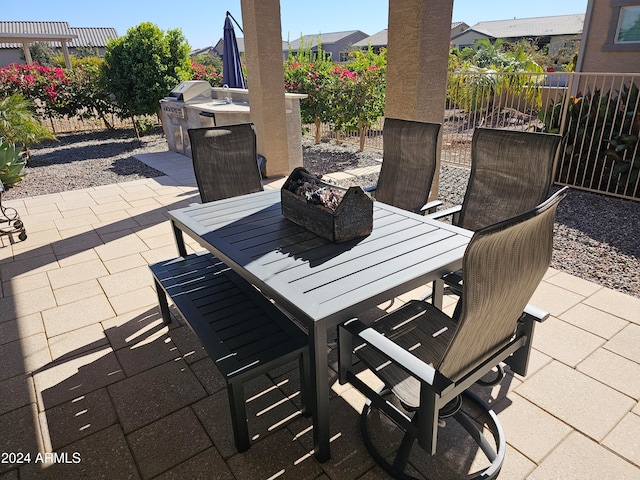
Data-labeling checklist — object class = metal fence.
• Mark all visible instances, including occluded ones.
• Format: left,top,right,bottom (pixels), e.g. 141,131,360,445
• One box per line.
43,114,136,134
44,71,639,201
303,71,640,202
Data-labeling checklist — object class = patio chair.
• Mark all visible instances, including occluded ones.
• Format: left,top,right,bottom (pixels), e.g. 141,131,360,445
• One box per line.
172,123,265,257
365,118,441,214
426,127,562,303
188,123,263,203
429,127,561,230
338,187,568,479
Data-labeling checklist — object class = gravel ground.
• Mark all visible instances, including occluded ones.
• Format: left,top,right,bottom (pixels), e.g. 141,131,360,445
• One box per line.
3,128,167,199
4,131,639,299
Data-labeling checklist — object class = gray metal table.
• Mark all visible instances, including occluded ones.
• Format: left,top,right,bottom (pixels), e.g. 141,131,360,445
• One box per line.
168,189,472,462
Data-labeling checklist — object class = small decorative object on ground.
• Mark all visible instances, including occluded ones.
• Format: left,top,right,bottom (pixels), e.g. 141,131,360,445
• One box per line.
0,183,27,241
282,167,373,243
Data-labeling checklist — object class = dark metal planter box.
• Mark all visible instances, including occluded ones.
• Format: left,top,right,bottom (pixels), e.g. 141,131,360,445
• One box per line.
281,167,373,243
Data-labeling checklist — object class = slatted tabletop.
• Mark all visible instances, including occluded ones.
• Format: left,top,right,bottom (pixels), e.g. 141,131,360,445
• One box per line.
169,189,471,326
168,189,472,462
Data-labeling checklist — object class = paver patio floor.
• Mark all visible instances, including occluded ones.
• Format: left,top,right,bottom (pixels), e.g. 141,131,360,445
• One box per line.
0,151,638,479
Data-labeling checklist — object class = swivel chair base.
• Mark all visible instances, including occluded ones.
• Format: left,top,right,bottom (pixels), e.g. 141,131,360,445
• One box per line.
360,390,505,480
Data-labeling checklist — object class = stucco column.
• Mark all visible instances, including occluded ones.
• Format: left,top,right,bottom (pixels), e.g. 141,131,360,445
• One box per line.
386,0,454,199
240,0,294,177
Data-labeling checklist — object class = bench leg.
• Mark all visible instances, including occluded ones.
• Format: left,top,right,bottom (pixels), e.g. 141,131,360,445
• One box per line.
228,378,251,452
154,279,172,325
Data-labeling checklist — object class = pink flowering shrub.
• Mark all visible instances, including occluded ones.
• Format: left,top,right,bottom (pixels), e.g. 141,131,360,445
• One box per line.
284,41,334,143
191,61,223,87
327,63,385,151
284,44,386,150
0,62,69,117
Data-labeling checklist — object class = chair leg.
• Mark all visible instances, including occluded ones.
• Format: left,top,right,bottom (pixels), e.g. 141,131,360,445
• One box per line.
154,279,172,325
227,378,250,452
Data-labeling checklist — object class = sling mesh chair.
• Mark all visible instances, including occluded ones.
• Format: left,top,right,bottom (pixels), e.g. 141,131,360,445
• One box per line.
338,187,568,480
188,123,263,203
430,127,562,230
365,118,441,214
426,127,562,305
172,123,265,257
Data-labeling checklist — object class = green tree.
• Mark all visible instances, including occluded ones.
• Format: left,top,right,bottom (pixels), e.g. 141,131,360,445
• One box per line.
100,22,192,136
449,37,544,114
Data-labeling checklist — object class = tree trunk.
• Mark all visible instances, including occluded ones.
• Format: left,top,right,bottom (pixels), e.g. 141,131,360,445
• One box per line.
359,123,367,152
131,113,141,143
314,116,321,144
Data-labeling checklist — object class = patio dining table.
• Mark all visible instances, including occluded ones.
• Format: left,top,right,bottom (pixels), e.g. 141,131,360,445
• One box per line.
167,189,472,462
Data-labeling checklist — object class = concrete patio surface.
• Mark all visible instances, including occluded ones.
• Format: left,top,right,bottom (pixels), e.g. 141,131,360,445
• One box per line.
0,151,639,479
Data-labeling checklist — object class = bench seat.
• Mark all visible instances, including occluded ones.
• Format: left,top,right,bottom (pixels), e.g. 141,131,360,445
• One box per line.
149,251,309,452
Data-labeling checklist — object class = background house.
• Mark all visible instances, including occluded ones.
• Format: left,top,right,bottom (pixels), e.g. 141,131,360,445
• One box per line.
285,30,369,62
451,14,585,55
209,30,369,62
577,0,640,73
351,22,470,55
0,21,118,67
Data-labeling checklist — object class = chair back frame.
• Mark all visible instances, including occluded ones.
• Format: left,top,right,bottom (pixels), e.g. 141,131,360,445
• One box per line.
438,187,567,380
374,118,441,212
188,123,263,203
457,127,561,231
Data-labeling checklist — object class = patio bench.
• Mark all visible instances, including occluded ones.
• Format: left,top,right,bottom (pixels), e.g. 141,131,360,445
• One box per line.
149,251,309,452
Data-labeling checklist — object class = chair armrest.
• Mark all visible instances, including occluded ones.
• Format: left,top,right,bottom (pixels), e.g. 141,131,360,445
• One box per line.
363,185,377,193
341,318,454,394
420,199,443,215
523,304,550,322
425,204,462,221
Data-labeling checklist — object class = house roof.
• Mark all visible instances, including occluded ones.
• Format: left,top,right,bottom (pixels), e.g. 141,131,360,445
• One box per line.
287,30,367,49
457,14,585,40
352,24,468,48
352,29,389,48
0,21,117,49
69,27,118,48
210,37,289,56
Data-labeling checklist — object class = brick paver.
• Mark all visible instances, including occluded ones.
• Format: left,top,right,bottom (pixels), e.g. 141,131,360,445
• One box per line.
0,151,637,479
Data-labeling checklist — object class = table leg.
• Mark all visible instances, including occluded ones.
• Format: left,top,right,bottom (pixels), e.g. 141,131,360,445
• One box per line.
171,220,188,257
310,323,330,462
432,278,444,309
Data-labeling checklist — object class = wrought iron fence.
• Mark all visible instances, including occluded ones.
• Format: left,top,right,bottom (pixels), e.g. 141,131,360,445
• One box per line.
303,71,640,201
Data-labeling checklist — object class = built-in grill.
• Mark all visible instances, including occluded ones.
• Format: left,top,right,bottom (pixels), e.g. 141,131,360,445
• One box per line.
160,81,213,156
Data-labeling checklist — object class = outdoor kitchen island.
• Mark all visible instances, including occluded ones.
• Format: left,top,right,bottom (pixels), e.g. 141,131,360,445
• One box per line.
160,81,307,175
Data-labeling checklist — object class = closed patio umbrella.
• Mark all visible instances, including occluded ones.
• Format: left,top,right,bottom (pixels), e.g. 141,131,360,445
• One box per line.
223,11,246,89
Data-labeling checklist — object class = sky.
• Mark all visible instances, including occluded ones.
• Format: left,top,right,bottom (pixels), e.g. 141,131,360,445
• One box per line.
13,0,589,50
